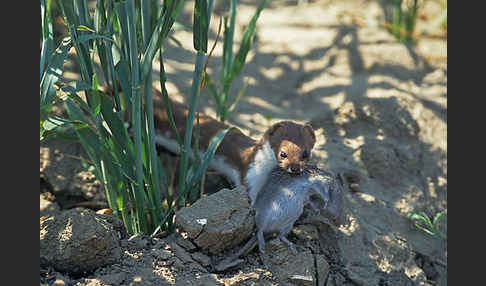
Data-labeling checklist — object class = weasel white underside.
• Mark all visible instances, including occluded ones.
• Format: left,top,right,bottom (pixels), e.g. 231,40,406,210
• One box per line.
155,133,277,206
154,133,242,187
245,141,277,207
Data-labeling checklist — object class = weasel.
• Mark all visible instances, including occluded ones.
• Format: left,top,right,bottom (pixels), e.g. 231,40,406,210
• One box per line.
214,164,344,271
151,88,316,206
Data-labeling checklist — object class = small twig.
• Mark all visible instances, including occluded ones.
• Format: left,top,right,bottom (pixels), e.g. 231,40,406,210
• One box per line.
200,17,223,91
200,172,206,198
169,157,179,196
60,153,94,165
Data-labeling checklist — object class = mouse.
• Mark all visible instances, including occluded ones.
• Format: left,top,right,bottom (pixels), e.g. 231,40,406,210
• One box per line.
214,164,344,271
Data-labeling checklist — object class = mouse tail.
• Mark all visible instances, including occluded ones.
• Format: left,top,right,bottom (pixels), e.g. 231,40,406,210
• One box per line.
213,235,258,272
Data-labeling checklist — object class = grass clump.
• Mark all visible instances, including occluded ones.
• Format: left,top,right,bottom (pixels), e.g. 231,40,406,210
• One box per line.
39,0,262,236
204,0,266,123
383,0,446,43
408,211,446,240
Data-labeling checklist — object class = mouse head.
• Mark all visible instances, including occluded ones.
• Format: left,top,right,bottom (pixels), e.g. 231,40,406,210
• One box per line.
264,121,316,174
326,173,344,226
307,168,344,226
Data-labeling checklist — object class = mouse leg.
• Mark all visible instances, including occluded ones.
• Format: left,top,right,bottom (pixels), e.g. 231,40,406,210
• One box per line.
308,200,321,214
279,235,297,254
257,230,265,253
278,228,297,254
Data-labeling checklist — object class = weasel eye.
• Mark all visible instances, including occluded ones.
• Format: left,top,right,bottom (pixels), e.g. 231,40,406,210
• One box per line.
280,151,287,158
302,150,309,159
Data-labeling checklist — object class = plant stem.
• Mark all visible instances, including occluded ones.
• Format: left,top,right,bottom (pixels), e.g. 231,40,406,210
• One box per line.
141,0,164,230
127,0,146,233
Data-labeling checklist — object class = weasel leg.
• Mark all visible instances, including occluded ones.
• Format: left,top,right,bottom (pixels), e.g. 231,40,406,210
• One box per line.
257,230,265,253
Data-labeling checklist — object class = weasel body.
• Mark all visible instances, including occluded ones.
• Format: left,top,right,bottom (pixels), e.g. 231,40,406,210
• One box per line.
152,89,316,205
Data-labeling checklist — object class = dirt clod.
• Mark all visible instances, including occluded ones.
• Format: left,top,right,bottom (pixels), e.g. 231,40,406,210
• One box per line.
175,186,254,254
40,209,122,275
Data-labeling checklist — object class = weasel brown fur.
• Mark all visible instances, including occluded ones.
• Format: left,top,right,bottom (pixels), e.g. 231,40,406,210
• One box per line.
151,88,316,205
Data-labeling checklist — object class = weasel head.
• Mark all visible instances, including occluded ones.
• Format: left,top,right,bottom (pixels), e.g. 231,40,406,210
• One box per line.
262,121,316,175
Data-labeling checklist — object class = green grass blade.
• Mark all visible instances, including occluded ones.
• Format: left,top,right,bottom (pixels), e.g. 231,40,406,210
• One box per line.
57,0,94,84
178,0,216,205
193,0,209,52
174,0,215,203
225,0,265,87
94,0,107,35
99,157,118,213
42,116,75,132
56,0,77,27
118,0,146,234
433,212,445,226
114,58,133,113
63,98,102,171
392,0,403,39
225,80,248,120
140,0,183,81
169,34,184,48
408,212,437,237
141,0,164,228
408,212,431,225
222,0,236,80
186,113,202,203
98,93,134,156
76,32,117,46
156,155,170,201
141,0,152,47
204,74,226,122
73,0,91,27
159,49,182,145
40,0,54,80
176,51,206,207
40,39,54,82
60,80,92,94
61,84,101,118
114,2,130,60
101,0,122,112
203,74,222,111
139,7,166,82
193,113,202,165
186,127,235,192
40,37,73,122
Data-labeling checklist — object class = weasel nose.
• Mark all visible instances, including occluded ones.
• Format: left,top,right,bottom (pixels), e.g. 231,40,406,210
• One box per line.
289,165,301,174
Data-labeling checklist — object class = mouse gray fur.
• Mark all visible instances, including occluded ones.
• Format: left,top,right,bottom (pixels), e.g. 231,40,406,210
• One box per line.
214,164,344,271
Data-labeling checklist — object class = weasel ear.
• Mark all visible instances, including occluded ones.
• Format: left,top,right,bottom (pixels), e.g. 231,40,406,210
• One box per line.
303,123,316,146
266,122,284,138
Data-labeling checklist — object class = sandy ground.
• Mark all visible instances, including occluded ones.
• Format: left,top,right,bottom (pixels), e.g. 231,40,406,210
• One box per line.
41,0,447,285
